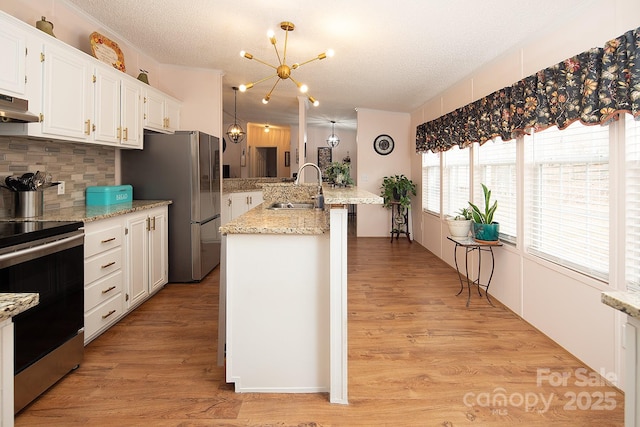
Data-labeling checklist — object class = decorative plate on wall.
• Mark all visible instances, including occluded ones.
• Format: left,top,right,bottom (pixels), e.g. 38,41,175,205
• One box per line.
373,134,394,155
90,32,126,72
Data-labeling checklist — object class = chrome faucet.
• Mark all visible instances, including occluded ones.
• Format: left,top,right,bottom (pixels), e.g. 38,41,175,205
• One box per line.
295,162,324,210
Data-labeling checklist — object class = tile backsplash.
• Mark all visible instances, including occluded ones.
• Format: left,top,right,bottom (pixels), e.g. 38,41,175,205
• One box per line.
0,136,116,218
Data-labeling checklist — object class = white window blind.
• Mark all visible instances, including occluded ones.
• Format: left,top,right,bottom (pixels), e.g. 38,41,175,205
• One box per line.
443,146,470,217
524,121,610,280
473,138,517,243
422,152,440,214
626,115,640,292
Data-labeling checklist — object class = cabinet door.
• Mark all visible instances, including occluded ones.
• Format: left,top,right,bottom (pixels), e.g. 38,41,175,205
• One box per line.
149,208,168,292
165,97,180,132
126,213,149,308
248,191,264,209
120,78,143,148
41,43,92,140
93,67,120,145
144,87,165,132
230,193,250,221
0,16,26,96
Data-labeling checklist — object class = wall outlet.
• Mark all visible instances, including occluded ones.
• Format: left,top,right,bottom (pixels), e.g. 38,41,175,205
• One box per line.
57,181,65,195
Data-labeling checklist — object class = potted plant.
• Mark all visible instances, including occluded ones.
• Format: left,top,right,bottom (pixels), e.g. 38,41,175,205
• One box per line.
468,183,499,242
446,207,472,238
325,162,354,187
380,174,417,208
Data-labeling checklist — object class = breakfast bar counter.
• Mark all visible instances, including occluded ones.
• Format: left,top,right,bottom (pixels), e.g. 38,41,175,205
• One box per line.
219,184,381,404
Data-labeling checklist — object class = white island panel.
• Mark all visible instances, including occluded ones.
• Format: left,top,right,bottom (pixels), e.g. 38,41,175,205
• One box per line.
226,233,330,392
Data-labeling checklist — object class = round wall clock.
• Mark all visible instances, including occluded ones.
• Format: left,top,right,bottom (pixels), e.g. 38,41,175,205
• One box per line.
373,134,394,155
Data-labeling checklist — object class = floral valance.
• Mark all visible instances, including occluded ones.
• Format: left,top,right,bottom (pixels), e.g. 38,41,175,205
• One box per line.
416,26,640,153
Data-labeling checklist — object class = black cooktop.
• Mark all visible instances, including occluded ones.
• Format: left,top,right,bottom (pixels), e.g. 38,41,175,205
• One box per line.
0,221,83,250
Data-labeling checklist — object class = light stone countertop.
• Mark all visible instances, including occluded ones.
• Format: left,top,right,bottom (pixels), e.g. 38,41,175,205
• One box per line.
602,291,640,319
4,200,172,223
0,293,38,321
220,186,383,235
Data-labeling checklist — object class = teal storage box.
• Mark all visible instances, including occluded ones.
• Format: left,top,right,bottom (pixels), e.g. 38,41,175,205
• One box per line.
86,185,133,206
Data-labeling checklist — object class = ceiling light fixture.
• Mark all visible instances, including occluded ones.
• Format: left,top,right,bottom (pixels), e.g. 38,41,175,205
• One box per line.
326,120,340,148
226,86,245,144
239,21,333,107
264,125,270,133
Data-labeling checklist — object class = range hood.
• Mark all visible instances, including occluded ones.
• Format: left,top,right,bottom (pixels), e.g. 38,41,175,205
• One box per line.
0,94,39,123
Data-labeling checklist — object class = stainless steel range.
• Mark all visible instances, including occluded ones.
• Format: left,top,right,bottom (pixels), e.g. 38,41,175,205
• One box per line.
0,221,84,413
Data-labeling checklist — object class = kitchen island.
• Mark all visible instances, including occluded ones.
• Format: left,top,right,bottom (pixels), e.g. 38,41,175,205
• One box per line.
0,293,38,427
219,184,382,404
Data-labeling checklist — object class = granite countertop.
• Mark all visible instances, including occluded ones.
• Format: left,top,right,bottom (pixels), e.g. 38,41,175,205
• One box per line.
220,185,382,235
602,291,640,319
5,200,172,223
0,293,38,321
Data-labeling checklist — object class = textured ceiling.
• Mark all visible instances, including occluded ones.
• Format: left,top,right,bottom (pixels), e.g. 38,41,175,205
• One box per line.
65,0,593,131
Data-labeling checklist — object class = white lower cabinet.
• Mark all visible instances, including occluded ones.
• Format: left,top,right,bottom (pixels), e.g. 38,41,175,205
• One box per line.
83,205,168,344
83,216,125,343
125,206,168,310
0,319,13,427
222,191,264,225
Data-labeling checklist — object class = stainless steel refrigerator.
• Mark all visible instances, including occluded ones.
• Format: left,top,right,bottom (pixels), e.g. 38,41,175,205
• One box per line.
121,130,221,282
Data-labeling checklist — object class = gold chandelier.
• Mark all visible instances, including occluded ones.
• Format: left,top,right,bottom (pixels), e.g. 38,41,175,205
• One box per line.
239,21,334,106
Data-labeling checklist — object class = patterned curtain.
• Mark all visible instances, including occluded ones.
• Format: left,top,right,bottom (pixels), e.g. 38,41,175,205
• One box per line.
416,26,640,153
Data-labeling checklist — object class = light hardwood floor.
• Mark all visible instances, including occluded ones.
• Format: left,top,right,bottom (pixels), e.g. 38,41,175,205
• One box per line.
16,237,624,426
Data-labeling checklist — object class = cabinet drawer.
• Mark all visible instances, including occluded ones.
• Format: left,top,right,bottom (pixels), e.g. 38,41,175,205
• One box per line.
84,247,122,284
84,270,123,312
84,293,123,341
84,224,123,258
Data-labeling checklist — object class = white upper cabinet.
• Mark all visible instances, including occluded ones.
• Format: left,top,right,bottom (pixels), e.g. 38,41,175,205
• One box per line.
144,86,181,134
120,78,143,148
40,42,93,141
93,66,143,148
93,66,120,144
0,15,27,96
0,10,178,149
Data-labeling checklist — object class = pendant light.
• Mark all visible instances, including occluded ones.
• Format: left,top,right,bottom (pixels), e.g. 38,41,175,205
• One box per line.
326,120,340,148
226,87,245,144
239,21,333,106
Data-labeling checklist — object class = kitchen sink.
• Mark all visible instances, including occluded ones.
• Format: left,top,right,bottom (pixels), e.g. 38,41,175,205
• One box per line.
267,202,315,210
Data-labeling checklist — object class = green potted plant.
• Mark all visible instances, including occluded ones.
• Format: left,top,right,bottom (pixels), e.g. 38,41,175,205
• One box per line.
325,162,354,187
446,207,472,238
380,174,416,208
468,183,499,242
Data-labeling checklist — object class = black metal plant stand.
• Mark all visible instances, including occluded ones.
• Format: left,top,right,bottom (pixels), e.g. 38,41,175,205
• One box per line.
390,201,411,243
447,236,502,307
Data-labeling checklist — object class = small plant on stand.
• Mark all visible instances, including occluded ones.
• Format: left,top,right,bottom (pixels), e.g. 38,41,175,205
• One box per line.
468,183,500,242
380,174,416,209
446,207,473,238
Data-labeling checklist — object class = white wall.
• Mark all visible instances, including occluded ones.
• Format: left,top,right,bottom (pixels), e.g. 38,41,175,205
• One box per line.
410,0,640,389
356,108,411,237
160,65,223,138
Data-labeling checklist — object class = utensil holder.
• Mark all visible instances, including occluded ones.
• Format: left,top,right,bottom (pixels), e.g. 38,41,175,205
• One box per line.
15,191,43,218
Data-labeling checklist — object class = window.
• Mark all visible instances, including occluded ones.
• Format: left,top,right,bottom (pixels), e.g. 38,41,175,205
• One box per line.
524,121,610,280
473,138,517,243
421,151,440,214
442,145,470,217
626,115,640,292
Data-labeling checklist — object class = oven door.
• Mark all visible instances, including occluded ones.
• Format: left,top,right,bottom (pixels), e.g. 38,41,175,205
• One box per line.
0,230,84,374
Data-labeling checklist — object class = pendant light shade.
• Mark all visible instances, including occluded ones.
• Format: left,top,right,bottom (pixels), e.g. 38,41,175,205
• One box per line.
327,120,340,148
226,87,245,144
